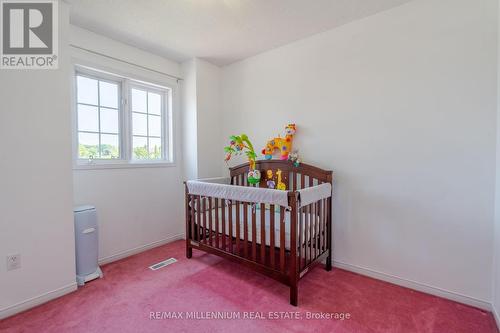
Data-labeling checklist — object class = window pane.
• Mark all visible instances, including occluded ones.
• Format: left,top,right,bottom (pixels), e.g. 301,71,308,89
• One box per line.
132,112,147,136
77,105,99,132
77,76,98,105
149,137,162,159
78,132,99,159
99,81,119,108
148,115,161,137
131,88,147,113
133,136,148,159
100,108,119,134
148,92,161,115
100,134,119,159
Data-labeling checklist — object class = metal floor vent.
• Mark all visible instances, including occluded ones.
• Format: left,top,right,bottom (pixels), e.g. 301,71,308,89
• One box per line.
149,258,177,271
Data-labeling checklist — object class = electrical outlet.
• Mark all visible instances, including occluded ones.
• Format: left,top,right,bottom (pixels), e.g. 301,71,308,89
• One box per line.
6,254,21,271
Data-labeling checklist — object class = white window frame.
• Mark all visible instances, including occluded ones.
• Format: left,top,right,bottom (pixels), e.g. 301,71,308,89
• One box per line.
72,65,174,169
129,82,169,162
75,69,124,161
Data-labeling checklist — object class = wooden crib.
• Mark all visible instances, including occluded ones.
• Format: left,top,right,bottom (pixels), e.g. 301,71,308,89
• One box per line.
184,160,333,306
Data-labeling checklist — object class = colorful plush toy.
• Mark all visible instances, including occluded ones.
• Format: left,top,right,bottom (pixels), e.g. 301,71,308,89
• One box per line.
275,169,287,190
266,170,276,189
224,134,261,184
288,150,301,167
247,170,261,185
262,124,296,160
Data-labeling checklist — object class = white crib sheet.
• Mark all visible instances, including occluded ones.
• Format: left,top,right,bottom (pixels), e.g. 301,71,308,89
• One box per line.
194,205,320,250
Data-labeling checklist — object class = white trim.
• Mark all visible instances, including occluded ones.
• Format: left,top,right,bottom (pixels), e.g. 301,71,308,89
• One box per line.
333,260,491,311
0,282,77,320
73,161,176,170
98,233,185,265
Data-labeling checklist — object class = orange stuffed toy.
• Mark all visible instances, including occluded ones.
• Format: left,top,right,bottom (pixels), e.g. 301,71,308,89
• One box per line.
262,124,296,160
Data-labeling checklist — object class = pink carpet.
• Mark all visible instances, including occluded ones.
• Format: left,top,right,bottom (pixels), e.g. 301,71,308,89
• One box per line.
1,240,498,333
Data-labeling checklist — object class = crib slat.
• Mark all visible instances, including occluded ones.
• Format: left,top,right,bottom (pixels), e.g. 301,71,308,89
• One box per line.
260,204,266,265
190,195,195,242
252,204,257,261
260,203,266,264
315,201,319,258
323,199,328,251
243,202,249,258
196,195,201,242
318,200,322,254
298,205,303,270
324,198,328,253
203,198,208,244
208,197,213,246
304,204,308,265
228,200,233,253
222,199,226,250
292,172,297,191
312,201,316,259
215,198,219,249
279,206,286,273
236,201,241,254
309,176,313,188
318,199,322,253
270,204,276,269
309,203,314,263
301,174,305,190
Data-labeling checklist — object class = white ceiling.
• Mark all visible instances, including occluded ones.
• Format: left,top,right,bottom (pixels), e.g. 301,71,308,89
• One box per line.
68,0,412,66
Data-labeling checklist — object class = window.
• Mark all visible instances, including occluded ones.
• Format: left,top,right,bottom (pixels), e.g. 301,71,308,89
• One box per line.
76,75,120,159
74,66,172,167
131,87,164,160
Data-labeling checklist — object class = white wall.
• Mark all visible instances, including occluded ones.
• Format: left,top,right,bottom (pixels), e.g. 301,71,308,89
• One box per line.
195,59,223,178
493,0,500,324
70,26,185,263
0,3,77,318
181,59,199,180
222,0,497,305
181,58,223,180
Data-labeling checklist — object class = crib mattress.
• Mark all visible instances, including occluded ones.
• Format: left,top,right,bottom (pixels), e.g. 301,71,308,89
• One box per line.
193,205,320,250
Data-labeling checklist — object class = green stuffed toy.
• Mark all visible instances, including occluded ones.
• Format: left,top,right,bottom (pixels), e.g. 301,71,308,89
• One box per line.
224,134,261,185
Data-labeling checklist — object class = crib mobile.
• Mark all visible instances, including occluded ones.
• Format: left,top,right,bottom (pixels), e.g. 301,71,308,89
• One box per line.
224,134,261,184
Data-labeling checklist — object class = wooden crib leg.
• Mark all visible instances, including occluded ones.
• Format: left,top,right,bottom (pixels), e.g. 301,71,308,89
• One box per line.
326,254,332,271
186,243,192,259
290,284,298,306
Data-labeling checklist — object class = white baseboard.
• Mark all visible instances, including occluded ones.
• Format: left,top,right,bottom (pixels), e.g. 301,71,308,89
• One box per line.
492,305,500,331
98,233,185,265
0,282,77,320
334,260,491,311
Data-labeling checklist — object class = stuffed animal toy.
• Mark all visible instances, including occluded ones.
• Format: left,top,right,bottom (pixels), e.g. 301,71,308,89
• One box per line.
275,169,287,190
224,134,261,184
247,170,261,185
266,170,276,189
288,150,301,167
262,124,296,160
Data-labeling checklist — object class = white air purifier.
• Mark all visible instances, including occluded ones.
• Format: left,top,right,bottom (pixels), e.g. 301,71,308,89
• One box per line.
74,205,103,286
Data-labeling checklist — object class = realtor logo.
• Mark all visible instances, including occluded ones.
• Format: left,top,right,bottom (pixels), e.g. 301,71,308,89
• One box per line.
1,0,58,69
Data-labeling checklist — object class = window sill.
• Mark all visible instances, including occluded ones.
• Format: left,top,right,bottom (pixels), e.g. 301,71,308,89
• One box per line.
73,161,176,170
